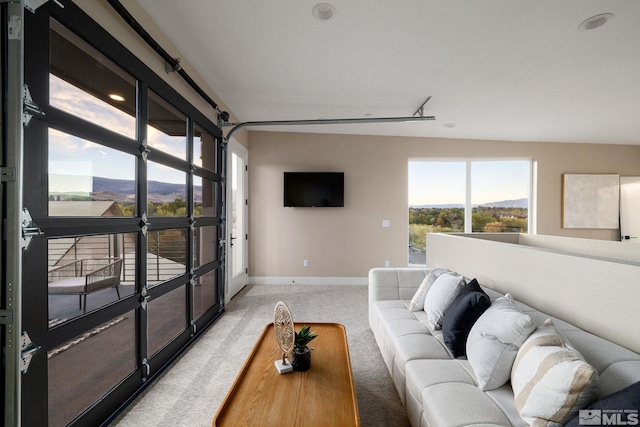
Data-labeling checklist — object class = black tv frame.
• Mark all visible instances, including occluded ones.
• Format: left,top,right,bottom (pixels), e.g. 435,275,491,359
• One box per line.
283,172,345,207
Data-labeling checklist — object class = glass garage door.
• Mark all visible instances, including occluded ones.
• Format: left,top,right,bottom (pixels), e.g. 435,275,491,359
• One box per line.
21,3,224,425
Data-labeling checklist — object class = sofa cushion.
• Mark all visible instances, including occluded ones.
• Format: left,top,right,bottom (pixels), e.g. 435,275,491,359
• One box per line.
597,361,640,399
405,359,513,427
511,319,599,426
423,273,465,330
564,380,640,427
466,293,536,390
441,278,491,357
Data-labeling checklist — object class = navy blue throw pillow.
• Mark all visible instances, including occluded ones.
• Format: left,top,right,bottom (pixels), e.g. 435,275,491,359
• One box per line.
565,381,640,426
441,278,491,358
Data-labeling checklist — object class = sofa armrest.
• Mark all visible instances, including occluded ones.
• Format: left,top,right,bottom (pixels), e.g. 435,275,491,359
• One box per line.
368,268,433,307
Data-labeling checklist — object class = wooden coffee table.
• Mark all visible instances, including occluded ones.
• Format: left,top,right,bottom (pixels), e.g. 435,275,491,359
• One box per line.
212,322,360,426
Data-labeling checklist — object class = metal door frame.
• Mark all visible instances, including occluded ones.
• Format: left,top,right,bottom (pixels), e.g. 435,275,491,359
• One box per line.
2,1,26,426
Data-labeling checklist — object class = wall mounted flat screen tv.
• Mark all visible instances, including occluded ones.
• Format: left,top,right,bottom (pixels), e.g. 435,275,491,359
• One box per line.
284,172,344,207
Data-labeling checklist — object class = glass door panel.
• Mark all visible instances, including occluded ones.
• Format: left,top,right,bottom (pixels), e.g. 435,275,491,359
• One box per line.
49,19,137,140
48,233,136,325
193,269,219,320
48,129,136,216
193,226,217,268
194,124,219,172
147,286,188,357
147,91,187,160
146,229,187,287
194,176,219,217
47,311,136,426
147,162,187,217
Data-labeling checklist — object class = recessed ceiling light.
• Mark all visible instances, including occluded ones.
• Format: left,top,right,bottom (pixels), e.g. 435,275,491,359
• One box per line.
312,3,336,21
108,93,125,102
578,13,614,31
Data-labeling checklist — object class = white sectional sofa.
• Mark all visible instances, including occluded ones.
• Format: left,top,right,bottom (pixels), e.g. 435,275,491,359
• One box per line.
369,234,640,427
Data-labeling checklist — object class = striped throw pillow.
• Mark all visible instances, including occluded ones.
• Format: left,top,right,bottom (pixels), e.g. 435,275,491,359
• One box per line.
511,319,599,426
409,272,433,311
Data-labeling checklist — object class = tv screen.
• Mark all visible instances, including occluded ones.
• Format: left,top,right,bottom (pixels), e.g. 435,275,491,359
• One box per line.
284,172,344,207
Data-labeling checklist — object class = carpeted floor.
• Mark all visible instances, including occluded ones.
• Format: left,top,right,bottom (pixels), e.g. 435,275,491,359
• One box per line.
110,284,410,426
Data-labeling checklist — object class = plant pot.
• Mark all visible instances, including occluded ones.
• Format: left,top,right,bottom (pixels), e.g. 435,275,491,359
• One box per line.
292,347,312,371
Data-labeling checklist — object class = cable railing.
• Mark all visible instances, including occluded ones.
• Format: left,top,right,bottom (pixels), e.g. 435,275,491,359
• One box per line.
48,231,190,286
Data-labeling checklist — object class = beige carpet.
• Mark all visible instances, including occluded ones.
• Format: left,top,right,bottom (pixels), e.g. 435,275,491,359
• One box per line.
110,284,410,426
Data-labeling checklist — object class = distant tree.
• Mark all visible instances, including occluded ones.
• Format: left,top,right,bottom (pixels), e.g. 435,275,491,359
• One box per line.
472,213,495,232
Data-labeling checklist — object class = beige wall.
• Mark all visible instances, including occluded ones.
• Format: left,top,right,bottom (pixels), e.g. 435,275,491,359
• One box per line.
248,131,640,279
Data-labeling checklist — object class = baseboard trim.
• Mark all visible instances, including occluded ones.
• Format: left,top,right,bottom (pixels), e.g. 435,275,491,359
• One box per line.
249,276,368,286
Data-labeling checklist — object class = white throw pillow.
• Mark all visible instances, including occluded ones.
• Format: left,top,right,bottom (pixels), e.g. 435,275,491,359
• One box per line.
423,273,464,330
511,319,599,426
466,293,536,390
409,272,433,311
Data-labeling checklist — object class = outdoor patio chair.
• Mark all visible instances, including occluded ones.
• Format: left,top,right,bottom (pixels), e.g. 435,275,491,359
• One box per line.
48,257,123,313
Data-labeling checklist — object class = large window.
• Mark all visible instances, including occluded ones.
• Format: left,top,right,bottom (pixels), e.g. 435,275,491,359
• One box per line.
409,159,533,265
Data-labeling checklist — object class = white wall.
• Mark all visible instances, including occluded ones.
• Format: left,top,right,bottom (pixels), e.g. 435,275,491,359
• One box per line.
426,233,640,354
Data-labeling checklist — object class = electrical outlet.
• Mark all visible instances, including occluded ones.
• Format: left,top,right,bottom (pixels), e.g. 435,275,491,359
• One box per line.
303,259,309,267
384,260,390,267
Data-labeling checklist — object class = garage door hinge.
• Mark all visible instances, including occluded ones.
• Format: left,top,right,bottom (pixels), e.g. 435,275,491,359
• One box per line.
21,207,43,250
20,331,40,374
22,0,64,14
22,84,45,127
139,287,150,310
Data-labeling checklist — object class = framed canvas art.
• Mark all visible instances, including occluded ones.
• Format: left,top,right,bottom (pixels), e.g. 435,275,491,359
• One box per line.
562,174,619,229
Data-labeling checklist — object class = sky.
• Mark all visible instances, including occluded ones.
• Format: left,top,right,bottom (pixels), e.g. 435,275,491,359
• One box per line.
409,160,530,206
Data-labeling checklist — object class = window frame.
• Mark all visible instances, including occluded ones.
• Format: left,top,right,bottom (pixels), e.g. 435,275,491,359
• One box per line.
408,158,536,264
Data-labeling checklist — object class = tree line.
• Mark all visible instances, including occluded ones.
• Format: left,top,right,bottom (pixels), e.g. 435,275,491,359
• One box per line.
49,196,202,217
409,207,528,253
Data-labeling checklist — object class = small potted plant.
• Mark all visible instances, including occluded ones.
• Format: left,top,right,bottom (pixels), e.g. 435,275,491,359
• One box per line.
292,325,317,371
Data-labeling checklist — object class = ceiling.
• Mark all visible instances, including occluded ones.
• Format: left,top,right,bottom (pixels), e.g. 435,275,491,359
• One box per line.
134,0,640,145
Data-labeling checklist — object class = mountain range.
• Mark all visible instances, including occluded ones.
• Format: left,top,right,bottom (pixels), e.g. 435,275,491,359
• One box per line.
56,176,527,208
52,176,202,204
411,198,528,209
